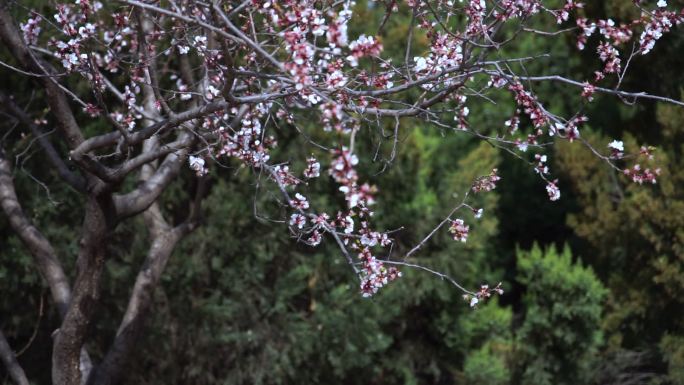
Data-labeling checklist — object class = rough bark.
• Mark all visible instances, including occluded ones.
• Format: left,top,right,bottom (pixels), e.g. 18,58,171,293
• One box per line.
0,147,94,383
52,194,114,385
85,222,191,385
87,63,200,384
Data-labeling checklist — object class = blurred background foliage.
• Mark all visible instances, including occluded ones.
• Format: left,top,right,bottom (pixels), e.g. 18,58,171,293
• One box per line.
1,0,684,384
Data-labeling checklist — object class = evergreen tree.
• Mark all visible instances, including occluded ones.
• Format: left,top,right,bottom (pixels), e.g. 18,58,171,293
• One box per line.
514,244,606,385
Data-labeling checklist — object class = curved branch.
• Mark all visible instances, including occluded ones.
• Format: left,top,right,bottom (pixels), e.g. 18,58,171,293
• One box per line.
0,148,72,315
487,71,684,107
86,218,194,385
112,132,193,219
0,329,29,385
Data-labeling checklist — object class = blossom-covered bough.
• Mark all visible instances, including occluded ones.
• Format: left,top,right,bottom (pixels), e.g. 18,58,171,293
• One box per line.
0,0,682,384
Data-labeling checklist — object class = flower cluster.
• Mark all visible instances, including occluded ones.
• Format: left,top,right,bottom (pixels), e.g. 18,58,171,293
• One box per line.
623,165,660,184
465,0,487,37
546,180,561,201
20,15,42,45
597,19,633,45
346,35,383,67
552,115,587,142
50,2,104,73
509,81,549,129
274,165,301,187
188,155,208,176
534,154,549,175
319,101,350,133
576,17,596,50
358,221,392,247
329,147,358,185
289,193,310,210
639,9,682,55
326,5,352,48
495,0,540,21
303,157,321,179
449,219,469,243
552,0,583,24
597,41,621,74
608,140,624,158
463,283,504,307
581,82,596,101
217,105,276,167
413,32,463,82
358,247,401,298
289,213,307,229
472,169,501,193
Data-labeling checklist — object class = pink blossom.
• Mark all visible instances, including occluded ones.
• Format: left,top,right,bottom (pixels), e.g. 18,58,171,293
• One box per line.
449,219,469,243
290,193,310,210
289,213,307,229
303,157,321,179
472,169,501,193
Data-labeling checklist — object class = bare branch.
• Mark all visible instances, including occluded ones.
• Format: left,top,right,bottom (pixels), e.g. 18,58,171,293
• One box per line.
0,329,29,385
0,148,72,315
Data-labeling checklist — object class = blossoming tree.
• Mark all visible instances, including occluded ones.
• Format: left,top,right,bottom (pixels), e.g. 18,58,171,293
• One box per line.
0,0,682,384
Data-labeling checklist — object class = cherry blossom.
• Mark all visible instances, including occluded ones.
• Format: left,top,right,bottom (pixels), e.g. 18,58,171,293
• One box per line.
20,15,41,45
463,283,504,307
546,180,561,201
624,165,660,184
289,213,307,229
449,219,470,243
290,193,310,210
303,157,321,179
472,169,502,193
2,0,680,305
358,247,401,298
608,140,624,158
188,156,207,176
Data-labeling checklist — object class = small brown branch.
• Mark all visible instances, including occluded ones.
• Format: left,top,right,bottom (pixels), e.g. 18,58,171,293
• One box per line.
379,260,475,295
0,91,86,191
14,292,44,357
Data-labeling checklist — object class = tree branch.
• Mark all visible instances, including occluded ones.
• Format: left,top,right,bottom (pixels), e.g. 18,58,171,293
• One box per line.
52,193,114,385
88,91,201,383
0,329,29,385
0,148,72,316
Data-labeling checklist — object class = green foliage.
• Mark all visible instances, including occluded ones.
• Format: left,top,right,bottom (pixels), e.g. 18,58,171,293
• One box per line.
459,299,513,385
660,334,684,385
514,244,606,385
463,343,510,385
556,123,684,353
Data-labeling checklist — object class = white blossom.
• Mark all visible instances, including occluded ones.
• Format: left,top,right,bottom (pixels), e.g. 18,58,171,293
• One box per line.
608,140,624,152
